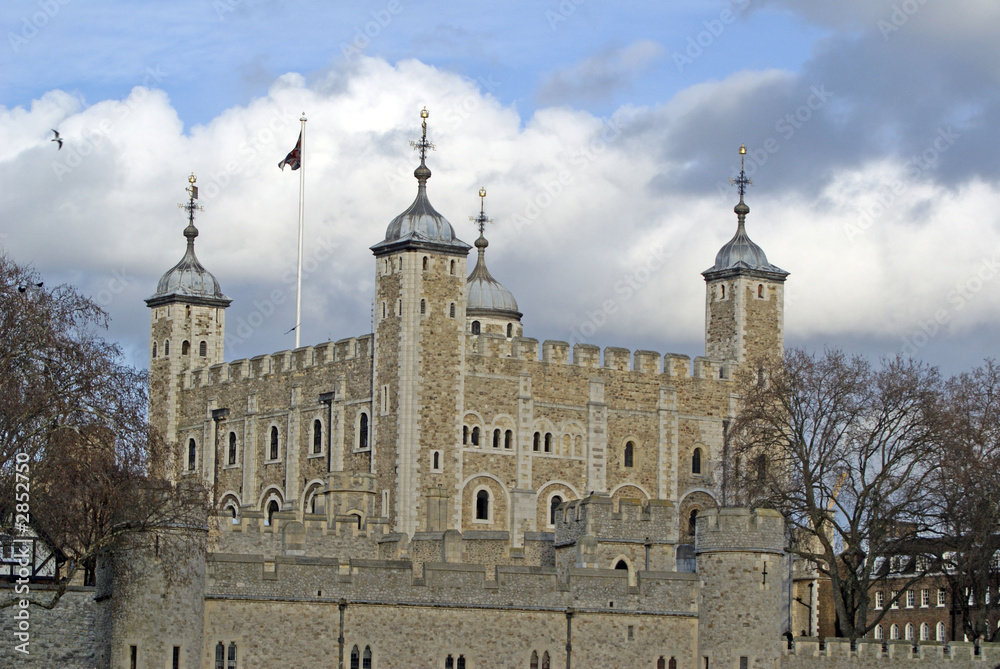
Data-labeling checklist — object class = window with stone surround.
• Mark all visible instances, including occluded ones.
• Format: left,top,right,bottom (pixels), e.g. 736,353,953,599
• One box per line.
200,340,207,356
875,590,884,609
493,429,500,449
471,426,480,446
505,430,513,449
312,419,323,454
937,622,946,641
475,489,491,522
890,590,899,609
227,643,237,669
890,623,899,640
422,256,428,271
351,646,360,669
757,284,764,298
507,323,513,338
544,432,552,453
266,500,279,526
269,426,279,460
188,438,197,471
449,302,456,318
362,646,371,669
357,412,370,451
431,450,442,472
182,339,190,355
549,495,563,526
152,342,157,358
164,339,170,356
874,625,883,640
420,299,426,315
921,589,930,607
905,623,914,641
692,448,702,475
920,623,929,640
228,432,237,465
624,441,634,468
215,643,224,669
907,590,915,608
471,320,480,334
533,432,540,451
938,588,947,607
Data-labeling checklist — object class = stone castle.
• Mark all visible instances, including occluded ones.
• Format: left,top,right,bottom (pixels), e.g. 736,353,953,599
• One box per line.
10,118,992,668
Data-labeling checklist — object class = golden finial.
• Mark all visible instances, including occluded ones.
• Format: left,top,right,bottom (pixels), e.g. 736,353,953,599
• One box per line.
730,144,752,201
420,106,429,120
188,172,197,184
471,187,492,237
739,144,746,155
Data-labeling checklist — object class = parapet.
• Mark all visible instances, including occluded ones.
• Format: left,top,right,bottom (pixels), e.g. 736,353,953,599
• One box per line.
694,508,784,555
556,494,676,545
782,637,1000,667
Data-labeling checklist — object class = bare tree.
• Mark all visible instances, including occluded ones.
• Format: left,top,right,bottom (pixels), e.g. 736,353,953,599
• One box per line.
0,254,205,609
929,360,1000,642
728,349,943,641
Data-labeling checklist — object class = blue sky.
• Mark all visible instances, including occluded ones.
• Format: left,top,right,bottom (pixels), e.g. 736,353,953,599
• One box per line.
2,0,1000,375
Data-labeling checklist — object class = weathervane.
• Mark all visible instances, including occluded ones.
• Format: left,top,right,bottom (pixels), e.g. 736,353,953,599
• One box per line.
729,144,753,201
177,173,204,229
470,186,492,236
409,107,435,163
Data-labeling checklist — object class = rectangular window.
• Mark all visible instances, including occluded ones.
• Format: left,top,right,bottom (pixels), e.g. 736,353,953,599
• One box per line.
627,625,634,640
921,589,930,607
173,646,180,669
938,588,947,607
130,646,138,669
740,658,748,669
875,591,885,609
907,590,915,608
891,590,899,609
380,385,388,414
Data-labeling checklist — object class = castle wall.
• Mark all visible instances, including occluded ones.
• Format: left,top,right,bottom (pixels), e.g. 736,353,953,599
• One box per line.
0,586,96,669
781,639,1000,669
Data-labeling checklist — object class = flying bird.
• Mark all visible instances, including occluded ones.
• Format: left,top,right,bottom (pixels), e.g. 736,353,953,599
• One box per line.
51,129,62,150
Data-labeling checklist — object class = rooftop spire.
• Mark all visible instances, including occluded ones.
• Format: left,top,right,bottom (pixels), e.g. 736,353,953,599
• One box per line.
177,173,204,249
471,186,491,248
409,106,434,184
729,143,752,223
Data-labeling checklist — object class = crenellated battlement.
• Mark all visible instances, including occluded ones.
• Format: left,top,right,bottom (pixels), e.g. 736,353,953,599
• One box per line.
463,335,732,382
782,638,1000,668
181,334,373,390
555,494,676,547
695,507,785,555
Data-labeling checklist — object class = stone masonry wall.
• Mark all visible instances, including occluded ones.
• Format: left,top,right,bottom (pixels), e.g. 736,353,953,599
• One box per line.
0,586,96,669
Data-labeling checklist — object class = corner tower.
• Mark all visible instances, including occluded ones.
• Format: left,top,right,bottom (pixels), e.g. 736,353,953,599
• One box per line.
370,109,471,536
466,187,523,339
146,174,231,457
703,145,788,366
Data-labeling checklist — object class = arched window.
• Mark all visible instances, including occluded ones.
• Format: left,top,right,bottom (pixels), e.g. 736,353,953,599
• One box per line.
756,453,767,482
423,256,428,270
445,656,454,669
188,439,196,470
920,622,929,640
874,625,883,640
215,642,225,669
433,451,440,470
362,646,372,669
669,658,677,669
890,623,899,640
476,490,490,521
350,645,360,669
229,504,238,522
266,500,279,526
533,432,540,451
269,426,279,460
504,430,512,449
382,302,386,318
936,622,946,641
720,284,725,299
471,426,480,446
904,623,914,641
544,433,552,453
228,432,237,465
507,323,513,338
688,508,698,536
692,448,702,474
541,652,549,669
493,429,500,449
758,284,764,298
164,340,170,356
530,651,539,669
471,320,481,335
615,559,628,571
358,413,369,450
182,340,190,355
420,299,426,315
313,419,323,454
463,425,469,445
227,643,237,669
200,340,207,356
450,260,455,275
624,441,634,468
449,302,456,318
457,656,466,669
658,658,666,669
550,495,563,526
397,300,402,316
152,342,157,358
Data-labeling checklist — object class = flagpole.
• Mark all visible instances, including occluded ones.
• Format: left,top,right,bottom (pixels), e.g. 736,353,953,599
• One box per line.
295,113,306,349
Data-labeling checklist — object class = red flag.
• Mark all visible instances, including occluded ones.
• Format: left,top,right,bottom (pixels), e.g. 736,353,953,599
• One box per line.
278,131,302,171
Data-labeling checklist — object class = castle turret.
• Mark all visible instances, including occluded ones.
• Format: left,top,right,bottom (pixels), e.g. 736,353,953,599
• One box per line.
703,145,787,367
696,508,785,669
146,174,231,477
370,109,471,535
465,187,523,339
